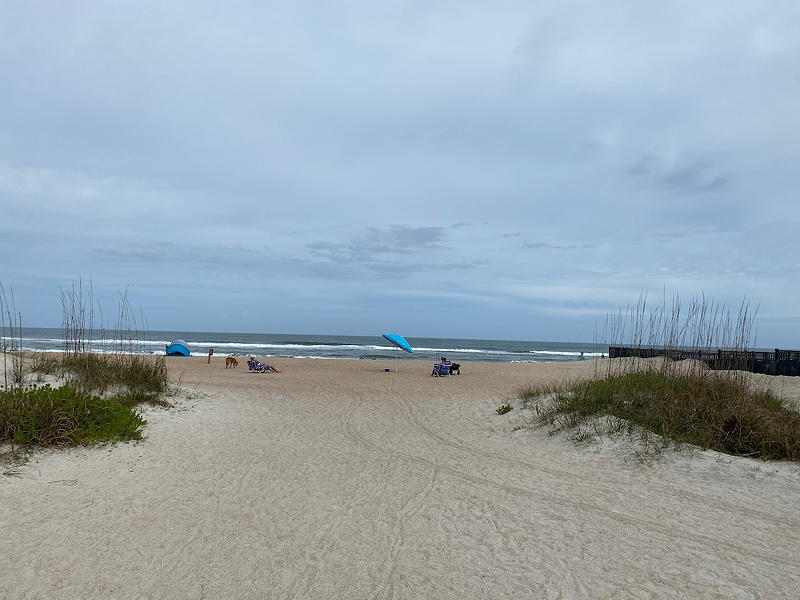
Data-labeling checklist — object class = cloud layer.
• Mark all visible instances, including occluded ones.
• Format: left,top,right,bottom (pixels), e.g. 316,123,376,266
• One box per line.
1,1,799,344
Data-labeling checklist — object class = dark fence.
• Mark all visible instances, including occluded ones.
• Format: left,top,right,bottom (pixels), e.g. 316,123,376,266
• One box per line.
607,347,800,376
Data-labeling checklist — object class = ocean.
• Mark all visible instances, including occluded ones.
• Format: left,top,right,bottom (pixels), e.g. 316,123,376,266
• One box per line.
10,328,605,363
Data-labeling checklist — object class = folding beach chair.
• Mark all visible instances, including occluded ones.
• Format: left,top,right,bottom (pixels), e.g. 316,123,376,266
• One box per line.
247,360,266,373
432,362,451,377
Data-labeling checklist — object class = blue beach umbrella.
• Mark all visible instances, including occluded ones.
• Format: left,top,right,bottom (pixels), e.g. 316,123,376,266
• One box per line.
382,333,413,371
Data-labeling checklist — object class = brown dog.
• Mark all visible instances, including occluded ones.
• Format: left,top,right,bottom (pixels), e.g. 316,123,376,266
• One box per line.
225,356,239,368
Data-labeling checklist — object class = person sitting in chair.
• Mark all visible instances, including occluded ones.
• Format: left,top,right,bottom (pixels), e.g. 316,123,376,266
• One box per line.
249,356,282,373
437,357,461,375
432,357,452,376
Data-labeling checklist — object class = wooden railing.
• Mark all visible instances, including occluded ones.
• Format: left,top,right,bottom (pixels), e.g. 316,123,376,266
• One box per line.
607,347,800,376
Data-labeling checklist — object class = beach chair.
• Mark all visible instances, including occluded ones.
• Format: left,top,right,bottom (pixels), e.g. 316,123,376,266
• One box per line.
247,360,266,373
432,362,451,377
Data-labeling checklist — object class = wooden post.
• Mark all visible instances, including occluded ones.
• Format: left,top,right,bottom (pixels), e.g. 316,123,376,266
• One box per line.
208,348,214,364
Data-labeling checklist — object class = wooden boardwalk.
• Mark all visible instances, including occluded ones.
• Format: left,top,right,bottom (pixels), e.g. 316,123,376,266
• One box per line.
607,346,800,376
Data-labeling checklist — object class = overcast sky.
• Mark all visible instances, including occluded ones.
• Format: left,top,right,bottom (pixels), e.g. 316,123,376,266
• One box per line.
1,1,799,345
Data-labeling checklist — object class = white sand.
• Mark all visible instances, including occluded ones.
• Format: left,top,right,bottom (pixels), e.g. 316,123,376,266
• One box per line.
2,357,799,599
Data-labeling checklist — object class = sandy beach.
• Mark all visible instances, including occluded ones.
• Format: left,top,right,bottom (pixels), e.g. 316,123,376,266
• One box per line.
2,357,799,599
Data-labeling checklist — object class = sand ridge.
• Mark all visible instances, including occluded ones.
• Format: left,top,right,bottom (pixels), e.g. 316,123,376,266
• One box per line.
1,357,799,599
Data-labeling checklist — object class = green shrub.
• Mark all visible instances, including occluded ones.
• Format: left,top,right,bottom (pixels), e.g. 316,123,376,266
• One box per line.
108,389,171,409
1,282,169,455
527,371,800,461
0,385,146,446
496,403,513,415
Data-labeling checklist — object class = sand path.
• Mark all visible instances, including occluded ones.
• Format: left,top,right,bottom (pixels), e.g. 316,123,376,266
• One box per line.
2,358,799,599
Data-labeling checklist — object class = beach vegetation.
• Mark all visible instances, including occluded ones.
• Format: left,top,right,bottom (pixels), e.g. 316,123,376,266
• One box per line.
496,403,513,415
53,281,169,397
1,279,171,462
18,283,170,404
1,384,146,447
28,351,61,375
519,293,800,462
57,352,169,398
1,283,25,389
522,371,800,461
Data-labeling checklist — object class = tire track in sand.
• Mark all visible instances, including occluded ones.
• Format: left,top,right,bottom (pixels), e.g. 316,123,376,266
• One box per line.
341,394,441,599
374,457,438,600
344,394,797,572
402,396,799,530
281,394,433,600
280,456,394,599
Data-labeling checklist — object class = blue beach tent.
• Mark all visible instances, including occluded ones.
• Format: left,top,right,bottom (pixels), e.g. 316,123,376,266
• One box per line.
165,339,191,357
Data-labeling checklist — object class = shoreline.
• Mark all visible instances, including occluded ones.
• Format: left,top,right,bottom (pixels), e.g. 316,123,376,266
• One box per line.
6,328,606,363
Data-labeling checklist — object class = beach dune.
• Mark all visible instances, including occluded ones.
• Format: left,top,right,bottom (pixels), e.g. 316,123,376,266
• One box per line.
2,357,799,599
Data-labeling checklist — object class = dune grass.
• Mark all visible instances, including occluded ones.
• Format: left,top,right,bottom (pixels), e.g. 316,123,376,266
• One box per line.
1,384,146,446
2,353,166,461
1,280,171,460
518,293,800,462
28,352,61,376
520,370,800,461
23,281,170,404
23,350,170,408
58,352,169,398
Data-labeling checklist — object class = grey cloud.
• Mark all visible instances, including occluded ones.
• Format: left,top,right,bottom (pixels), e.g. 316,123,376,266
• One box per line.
522,241,595,250
98,243,225,265
628,154,730,195
365,225,447,248
308,225,447,261
300,225,487,281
